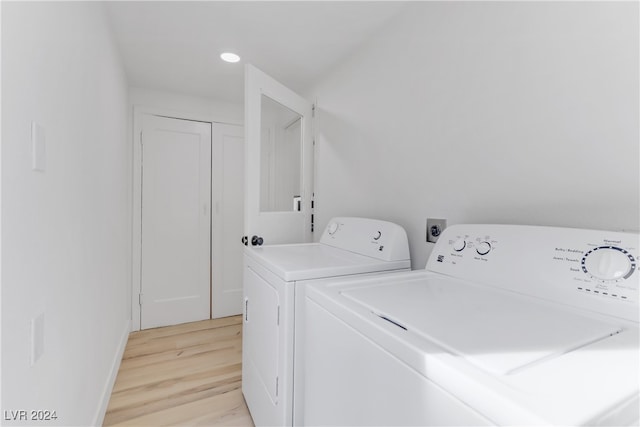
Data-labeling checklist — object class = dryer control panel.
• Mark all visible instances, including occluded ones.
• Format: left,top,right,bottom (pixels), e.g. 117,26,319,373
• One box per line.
320,217,410,262
427,224,639,322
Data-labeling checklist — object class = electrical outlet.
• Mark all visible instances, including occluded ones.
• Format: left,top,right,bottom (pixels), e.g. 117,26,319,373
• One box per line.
31,122,46,171
426,218,447,243
31,313,45,366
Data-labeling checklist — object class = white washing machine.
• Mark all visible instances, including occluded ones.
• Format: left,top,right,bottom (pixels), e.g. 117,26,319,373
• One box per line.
305,224,639,426
242,217,411,426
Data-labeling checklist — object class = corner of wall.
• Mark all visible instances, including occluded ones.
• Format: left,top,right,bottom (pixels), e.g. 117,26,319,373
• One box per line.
92,319,131,426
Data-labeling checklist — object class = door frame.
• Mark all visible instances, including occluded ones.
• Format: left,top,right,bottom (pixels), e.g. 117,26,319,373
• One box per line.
131,105,240,331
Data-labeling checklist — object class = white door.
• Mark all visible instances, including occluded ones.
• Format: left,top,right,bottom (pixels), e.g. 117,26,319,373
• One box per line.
244,64,314,246
140,114,211,329
212,122,244,318
243,264,281,411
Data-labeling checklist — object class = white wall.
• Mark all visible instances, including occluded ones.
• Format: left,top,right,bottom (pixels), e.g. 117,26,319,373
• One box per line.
310,2,639,268
129,86,243,124
1,3,131,425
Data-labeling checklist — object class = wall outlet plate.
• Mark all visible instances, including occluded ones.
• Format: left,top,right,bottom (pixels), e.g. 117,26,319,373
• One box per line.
426,218,447,243
31,313,45,366
31,122,46,171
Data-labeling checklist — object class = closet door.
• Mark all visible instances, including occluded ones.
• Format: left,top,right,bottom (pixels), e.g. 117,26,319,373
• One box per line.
212,122,244,318
140,114,211,329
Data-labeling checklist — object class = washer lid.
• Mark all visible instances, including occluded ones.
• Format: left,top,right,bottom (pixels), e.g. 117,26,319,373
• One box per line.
246,243,410,281
342,277,623,375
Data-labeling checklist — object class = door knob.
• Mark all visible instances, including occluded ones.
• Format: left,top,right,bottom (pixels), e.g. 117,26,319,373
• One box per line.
251,235,264,246
241,236,248,246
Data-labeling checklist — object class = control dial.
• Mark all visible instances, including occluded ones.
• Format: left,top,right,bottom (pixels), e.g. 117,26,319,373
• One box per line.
327,222,339,235
476,241,491,256
581,246,636,282
452,238,466,252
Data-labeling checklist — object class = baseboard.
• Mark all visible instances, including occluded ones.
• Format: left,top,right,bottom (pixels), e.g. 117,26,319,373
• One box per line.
92,319,131,426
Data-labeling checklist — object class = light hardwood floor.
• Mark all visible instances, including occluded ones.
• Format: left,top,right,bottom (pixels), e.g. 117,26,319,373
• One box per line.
103,316,254,426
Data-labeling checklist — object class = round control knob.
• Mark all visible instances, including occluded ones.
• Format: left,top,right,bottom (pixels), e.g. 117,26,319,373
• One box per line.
582,246,635,281
327,222,339,235
476,241,491,256
452,238,466,252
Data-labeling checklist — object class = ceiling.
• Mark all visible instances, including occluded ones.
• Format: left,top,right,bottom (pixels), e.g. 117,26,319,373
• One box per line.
105,1,409,104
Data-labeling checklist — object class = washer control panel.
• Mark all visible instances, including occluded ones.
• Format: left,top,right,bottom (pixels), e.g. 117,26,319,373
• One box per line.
427,224,639,322
450,236,496,257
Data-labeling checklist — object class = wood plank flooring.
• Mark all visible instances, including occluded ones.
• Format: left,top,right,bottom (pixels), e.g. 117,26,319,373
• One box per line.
103,316,254,426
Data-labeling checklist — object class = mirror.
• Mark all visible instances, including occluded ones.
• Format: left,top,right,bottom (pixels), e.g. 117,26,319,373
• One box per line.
260,94,303,212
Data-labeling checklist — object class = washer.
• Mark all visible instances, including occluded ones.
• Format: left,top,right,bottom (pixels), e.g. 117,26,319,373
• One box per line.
242,217,411,426
304,224,639,426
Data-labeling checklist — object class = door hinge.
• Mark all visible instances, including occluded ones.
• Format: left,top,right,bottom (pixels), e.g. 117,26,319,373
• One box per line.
140,131,143,145
138,293,143,306
276,376,279,397
312,104,315,118
311,195,315,233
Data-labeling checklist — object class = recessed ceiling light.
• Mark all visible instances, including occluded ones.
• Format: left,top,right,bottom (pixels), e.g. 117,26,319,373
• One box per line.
220,52,241,63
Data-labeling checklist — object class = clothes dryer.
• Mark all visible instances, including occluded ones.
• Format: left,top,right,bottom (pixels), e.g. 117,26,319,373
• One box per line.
242,217,411,426
305,224,639,426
